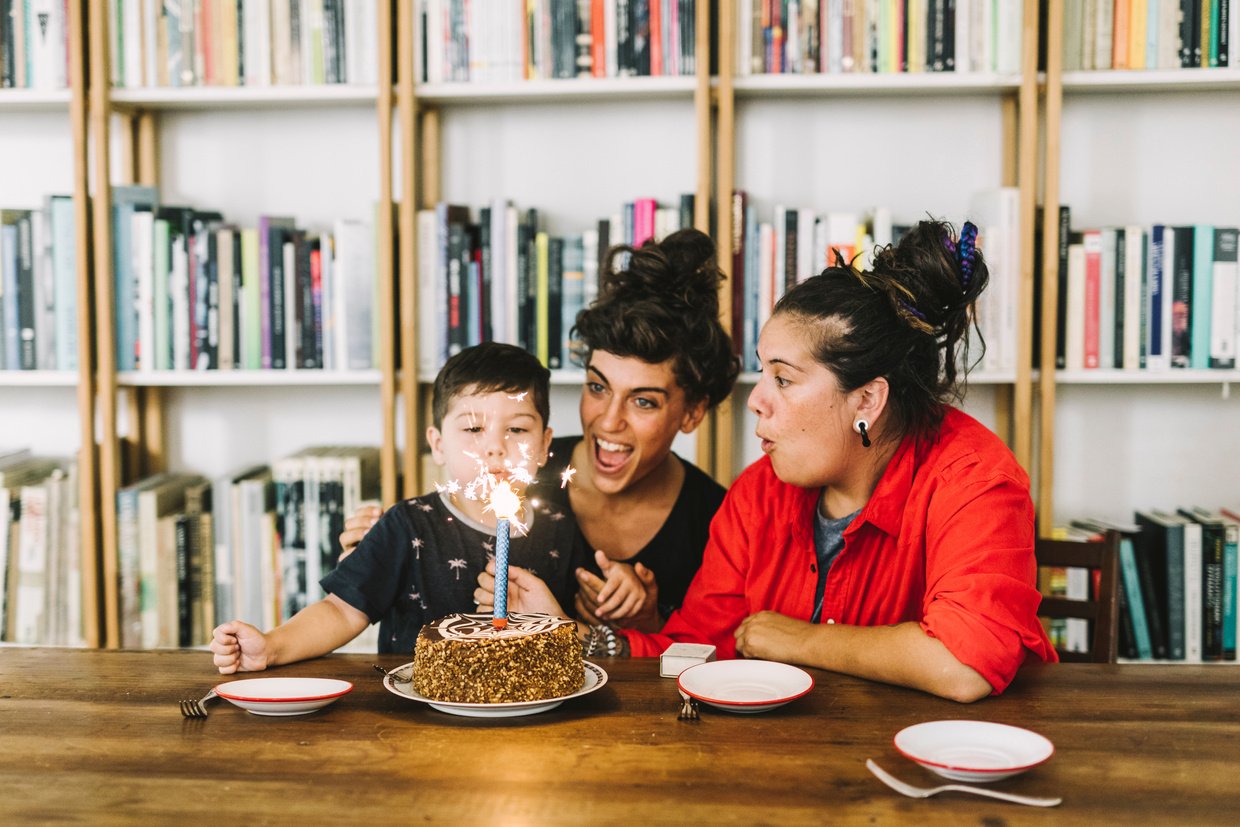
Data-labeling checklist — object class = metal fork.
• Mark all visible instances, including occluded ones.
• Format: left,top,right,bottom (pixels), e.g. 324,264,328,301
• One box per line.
677,691,700,721
179,688,218,719
373,664,413,683
865,760,1061,807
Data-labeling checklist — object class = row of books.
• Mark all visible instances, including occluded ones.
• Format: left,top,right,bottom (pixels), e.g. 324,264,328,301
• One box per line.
416,194,695,375
0,200,79,372
108,0,381,89
728,188,1021,375
417,0,699,83
1063,0,1236,72
1050,211,1239,372
0,0,69,90
111,185,377,373
1056,510,1240,663
0,448,81,647
116,445,380,649
735,0,1024,76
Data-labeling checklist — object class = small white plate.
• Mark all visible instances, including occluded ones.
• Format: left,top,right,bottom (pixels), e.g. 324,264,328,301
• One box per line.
383,661,608,718
894,720,1055,782
214,677,353,717
677,659,813,713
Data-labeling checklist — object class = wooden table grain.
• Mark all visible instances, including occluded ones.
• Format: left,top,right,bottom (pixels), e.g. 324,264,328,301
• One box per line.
2,648,1238,825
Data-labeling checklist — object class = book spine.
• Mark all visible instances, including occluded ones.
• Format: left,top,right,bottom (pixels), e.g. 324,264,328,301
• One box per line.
1118,536,1154,659
1169,225,1194,368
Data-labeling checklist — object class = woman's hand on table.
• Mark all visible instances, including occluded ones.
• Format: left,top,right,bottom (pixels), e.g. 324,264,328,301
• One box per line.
575,551,661,632
338,502,383,562
210,620,271,674
734,611,811,662
475,562,568,617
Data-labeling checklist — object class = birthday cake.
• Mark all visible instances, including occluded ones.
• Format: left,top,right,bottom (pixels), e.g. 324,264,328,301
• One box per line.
413,612,584,703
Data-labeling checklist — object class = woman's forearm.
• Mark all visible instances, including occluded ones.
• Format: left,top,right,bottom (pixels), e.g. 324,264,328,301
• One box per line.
794,621,992,703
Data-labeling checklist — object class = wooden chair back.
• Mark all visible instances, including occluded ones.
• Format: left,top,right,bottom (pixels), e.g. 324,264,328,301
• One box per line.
1035,531,1121,663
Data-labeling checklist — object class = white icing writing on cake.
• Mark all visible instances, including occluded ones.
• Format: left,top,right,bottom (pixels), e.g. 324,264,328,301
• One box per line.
437,612,574,640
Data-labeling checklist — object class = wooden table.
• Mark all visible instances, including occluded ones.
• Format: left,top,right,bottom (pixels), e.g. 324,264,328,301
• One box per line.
2,649,1239,825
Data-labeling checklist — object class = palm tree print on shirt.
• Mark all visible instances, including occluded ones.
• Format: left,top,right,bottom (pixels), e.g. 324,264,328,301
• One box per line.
448,559,467,580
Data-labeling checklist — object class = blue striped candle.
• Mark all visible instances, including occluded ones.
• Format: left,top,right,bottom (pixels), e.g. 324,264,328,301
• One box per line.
493,517,510,628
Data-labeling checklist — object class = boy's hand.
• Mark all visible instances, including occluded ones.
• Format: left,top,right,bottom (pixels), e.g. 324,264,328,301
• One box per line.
210,621,271,674
575,550,660,631
475,562,567,618
338,502,383,562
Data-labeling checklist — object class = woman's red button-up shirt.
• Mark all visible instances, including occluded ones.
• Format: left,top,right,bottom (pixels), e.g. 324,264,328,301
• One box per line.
623,407,1057,694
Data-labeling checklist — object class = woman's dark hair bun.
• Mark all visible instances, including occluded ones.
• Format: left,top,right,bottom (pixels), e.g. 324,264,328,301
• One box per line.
603,227,721,315
576,227,738,409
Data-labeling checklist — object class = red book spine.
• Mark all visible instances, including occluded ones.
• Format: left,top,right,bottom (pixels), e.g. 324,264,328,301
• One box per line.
1083,230,1102,369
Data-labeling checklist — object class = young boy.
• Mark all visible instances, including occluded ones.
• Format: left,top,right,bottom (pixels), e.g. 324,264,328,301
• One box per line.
209,342,585,673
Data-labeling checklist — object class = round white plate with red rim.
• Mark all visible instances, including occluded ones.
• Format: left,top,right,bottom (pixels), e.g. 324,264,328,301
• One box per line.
893,720,1055,782
383,661,608,718
214,677,353,716
676,659,814,713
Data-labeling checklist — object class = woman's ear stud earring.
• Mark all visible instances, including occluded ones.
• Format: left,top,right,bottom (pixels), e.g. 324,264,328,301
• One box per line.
853,419,872,448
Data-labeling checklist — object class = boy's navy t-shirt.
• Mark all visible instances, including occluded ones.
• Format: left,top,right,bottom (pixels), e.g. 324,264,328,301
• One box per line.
321,492,586,654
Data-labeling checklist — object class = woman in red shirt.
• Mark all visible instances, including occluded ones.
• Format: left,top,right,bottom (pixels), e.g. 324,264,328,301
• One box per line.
483,218,1056,702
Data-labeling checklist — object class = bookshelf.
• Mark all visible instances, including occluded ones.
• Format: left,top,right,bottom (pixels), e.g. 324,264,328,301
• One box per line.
84,0,400,648
0,1,97,645
397,0,717,494
1038,1,1240,532
717,0,1042,477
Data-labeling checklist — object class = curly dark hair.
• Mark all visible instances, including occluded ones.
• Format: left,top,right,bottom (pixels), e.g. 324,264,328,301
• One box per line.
772,219,990,440
569,228,739,409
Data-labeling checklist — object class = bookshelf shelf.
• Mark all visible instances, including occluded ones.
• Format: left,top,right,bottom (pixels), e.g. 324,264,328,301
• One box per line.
1056,370,1240,386
115,370,384,388
732,72,1023,98
417,76,698,105
0,89,72,110
1059,68,1240,93
0,372,81,388
109,85,381,110
736,370,1024,386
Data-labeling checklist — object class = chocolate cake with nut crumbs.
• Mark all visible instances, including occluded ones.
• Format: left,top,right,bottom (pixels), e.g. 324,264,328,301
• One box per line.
413,613,583,703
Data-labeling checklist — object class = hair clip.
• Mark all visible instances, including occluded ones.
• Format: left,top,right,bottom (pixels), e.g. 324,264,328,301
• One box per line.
956,221,978,290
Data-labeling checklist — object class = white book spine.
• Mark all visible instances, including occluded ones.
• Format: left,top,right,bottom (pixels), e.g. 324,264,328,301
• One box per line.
245,0,274,86
796,207,815,284
15,484,49,644
489,198,509,345
416,209,439,375
1184,520,1204,663
1098,228,1117,370
1210,230,1238,367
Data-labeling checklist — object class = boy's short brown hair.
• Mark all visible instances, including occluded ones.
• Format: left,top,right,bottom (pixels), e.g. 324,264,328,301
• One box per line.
431,342,552,430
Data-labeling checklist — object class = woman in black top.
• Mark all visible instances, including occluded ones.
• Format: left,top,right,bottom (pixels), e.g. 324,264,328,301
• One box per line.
343,229,739,633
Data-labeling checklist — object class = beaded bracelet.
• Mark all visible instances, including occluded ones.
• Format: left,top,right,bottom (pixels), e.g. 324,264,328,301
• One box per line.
582,624,622,658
